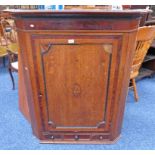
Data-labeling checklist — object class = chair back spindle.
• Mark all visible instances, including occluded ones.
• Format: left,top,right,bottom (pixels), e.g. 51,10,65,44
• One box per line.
131,26,155,79
130,25,155,102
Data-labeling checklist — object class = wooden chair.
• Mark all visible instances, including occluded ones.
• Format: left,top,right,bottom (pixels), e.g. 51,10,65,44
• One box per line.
0,18,14,43
0,17,19,89
7,43,18,90
130,25,155,102
5,19,17,43
0,31,8,66
0,18,13,66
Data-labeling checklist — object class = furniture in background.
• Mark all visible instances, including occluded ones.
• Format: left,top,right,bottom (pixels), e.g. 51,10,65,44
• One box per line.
130,26,155,102
141,16,155,79
0,45,7,66
0,14,18,89
137,41,155,80
8,10,141,144
0,18,17,44
141,41,155,75
136,17,155,81
135,7,155,80
0,17,17,67
5,19,17,43
7,43,18,89
0,18,9,66
0,18,11,45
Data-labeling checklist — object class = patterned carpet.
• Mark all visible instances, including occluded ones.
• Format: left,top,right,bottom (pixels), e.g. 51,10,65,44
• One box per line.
0,65,155,150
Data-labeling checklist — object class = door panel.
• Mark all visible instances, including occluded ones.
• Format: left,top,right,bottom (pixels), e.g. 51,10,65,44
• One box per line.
31,35,118,133
41,44,111,129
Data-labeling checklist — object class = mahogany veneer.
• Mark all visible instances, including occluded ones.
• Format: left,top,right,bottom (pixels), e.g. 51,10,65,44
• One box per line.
8,10,142,144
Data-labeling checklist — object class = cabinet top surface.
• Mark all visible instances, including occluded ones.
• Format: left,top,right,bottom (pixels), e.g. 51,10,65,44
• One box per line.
4,9,148,18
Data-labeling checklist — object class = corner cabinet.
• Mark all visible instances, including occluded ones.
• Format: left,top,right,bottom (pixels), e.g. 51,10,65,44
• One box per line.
10,10,141,144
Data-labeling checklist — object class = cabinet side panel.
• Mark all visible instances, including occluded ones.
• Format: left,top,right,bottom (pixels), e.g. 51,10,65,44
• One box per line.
18,31,44,139
110,31,138,140
18,47,31,122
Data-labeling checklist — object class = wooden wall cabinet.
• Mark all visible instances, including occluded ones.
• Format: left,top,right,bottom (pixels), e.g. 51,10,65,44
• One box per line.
10,10,141,144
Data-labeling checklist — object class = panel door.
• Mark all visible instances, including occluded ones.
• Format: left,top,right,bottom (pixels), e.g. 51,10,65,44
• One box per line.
31,34,119,134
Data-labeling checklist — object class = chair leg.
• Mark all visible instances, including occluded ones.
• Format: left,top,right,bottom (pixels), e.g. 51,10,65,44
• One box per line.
3,57,5,67
8,67,15,90
131,78,138,102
